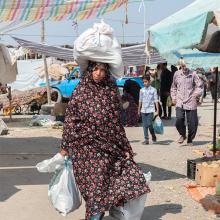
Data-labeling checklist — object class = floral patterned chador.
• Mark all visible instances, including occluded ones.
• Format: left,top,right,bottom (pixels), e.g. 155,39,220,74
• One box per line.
61,71,150,220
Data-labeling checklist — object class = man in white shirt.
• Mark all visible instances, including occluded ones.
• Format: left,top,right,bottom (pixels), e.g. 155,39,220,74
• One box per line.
138,74,159,145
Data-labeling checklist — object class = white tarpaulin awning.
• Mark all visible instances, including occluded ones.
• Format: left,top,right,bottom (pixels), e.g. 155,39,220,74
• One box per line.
13,37,166,66
0,44,17,84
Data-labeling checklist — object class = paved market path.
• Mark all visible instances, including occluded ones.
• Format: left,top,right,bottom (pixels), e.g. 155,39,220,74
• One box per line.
0,95,219,220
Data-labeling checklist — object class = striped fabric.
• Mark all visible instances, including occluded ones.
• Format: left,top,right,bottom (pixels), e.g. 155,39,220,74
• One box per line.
122,44,166,66
13,37,166,66
0,0,127,22
171,69,203,110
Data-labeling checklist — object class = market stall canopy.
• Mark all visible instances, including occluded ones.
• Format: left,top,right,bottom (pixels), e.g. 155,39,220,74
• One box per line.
0,44,17,84
147,0,220,54
13,37,166,66
146,0,220,69
0,0,127,22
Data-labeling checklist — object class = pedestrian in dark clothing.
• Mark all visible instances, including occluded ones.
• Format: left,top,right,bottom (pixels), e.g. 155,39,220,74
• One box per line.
159,63,173,119
60,62,150,220
209,68,220,102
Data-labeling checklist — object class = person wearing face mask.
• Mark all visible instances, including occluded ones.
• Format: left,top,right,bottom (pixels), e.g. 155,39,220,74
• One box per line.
171,60,203,146
60,61,150,220
138,74,159,145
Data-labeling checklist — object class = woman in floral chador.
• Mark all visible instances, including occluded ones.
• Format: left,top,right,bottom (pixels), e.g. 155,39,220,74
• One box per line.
60,61,150,220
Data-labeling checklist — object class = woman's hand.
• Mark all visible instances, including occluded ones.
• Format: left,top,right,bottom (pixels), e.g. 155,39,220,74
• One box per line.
60,148,69,157
125,152,135,160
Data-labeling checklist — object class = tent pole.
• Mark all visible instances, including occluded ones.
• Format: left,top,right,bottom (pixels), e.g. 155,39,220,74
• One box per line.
41,21,51,104
213,67,218,156
8,86,12,121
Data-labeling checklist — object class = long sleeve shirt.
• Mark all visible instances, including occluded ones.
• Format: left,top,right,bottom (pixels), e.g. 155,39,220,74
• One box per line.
171,69,203,110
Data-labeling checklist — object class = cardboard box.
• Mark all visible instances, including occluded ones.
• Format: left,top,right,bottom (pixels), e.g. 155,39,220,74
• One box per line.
53,103,68,116
195,161,220,187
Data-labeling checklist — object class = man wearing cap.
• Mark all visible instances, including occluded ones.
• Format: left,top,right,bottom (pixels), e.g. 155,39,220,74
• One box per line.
171,64,202,146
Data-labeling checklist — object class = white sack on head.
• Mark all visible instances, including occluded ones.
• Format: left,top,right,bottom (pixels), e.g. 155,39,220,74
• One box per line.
74,20,124,79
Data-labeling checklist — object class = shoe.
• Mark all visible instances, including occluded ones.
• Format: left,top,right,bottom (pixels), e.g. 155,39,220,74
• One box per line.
178,136,186,144
152,136,157,143
142,140,149,145
90,213,105,220
187,142,193,147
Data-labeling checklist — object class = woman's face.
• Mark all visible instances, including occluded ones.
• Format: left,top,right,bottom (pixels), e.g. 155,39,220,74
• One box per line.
92,64,107,83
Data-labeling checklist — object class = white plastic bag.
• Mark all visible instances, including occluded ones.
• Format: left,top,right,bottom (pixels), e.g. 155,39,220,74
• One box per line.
74,20,124,79
36,153,65,173
36,155,82,216
109,194,147,220
109,172,151,220
48,159,82,216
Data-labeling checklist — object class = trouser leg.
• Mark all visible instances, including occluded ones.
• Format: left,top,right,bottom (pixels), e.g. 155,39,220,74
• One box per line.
175,107,186,138
148,113,156,138
168,106,172,118
142,113,149,140
160,95,167,117
186,109,198,143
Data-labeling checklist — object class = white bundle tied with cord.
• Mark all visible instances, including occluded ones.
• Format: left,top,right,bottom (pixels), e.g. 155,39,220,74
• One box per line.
73,21,124,79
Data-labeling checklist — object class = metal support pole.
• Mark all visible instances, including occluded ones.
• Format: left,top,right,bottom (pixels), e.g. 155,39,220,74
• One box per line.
41,21,51,104
8,86,12,121
213,67,218,156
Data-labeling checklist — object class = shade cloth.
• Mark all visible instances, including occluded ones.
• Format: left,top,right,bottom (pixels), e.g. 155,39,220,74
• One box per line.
13,37,166,66
0,44,17,84
147,0,220,54
0,0,127,22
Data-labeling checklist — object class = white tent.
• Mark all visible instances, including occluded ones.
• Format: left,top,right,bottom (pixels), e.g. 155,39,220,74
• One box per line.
0,44,17,85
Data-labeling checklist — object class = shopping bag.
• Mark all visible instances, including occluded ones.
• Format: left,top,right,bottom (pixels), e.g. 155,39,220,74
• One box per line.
48,158,82,216
109,194,147,220
153,117,164,135
166,96,172,107
109,172,151,220
36,153,65,173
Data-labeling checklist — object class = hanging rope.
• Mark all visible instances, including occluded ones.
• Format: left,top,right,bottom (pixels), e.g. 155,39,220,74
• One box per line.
138,0,146,41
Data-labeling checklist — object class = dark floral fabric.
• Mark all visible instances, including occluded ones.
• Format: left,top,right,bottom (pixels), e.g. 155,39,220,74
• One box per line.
121,92,139,127
61,72,150,220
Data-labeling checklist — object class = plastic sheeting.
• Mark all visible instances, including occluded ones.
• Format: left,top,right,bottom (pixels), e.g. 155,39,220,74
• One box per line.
147,0,220,54
13,37,166,66
9,59,52,91
163,48,220,70
0,44,17,84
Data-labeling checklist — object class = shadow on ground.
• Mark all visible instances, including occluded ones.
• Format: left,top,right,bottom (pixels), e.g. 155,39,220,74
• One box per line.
103,203,183,220
129,140,141,143
181,140,210,147
138,163,185,181
153,140,174,145
0,136,61,201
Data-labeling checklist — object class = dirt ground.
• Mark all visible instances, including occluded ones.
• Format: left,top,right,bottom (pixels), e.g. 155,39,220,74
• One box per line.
0,95,220,220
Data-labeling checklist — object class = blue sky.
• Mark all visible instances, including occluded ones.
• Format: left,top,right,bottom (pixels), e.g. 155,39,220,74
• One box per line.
2,0,194,46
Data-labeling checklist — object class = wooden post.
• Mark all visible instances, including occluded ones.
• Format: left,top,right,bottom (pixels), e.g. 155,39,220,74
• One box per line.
41,21,51,104
122,22,125,44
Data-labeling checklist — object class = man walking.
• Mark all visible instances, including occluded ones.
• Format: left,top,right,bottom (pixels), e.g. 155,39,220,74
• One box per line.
159,63,173,119
171,64,202,146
